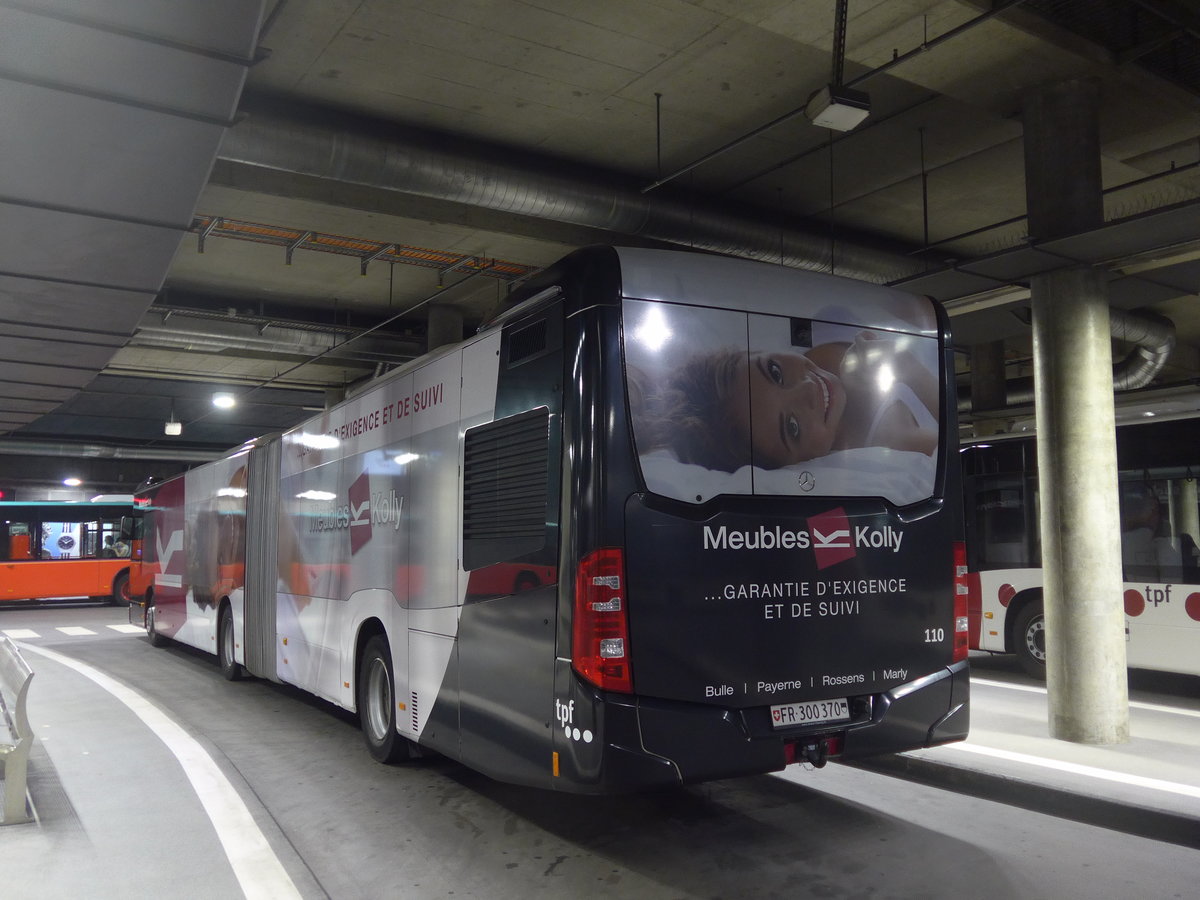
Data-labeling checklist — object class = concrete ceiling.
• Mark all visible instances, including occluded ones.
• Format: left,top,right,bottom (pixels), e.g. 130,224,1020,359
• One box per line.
3,0,1200,494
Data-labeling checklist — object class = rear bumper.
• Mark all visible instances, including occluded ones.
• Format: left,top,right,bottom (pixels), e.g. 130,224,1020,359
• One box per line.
837,660,970,760
563,661,969,792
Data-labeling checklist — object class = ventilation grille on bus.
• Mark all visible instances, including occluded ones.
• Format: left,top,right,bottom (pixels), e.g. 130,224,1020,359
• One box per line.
462,407,549,570
507,318,548,365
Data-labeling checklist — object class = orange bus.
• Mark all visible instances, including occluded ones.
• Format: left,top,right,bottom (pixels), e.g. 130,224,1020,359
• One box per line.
0,501,137,604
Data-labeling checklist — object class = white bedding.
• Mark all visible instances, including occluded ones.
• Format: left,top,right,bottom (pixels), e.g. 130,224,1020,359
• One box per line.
639,446,934,507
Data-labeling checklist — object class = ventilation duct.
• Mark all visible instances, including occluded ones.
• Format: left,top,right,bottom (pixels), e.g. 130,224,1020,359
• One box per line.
1109,309,1177,392
0,440,220,463
131,317,421,366
962,308,1177,412
217,101,927,285
218,104,1179,410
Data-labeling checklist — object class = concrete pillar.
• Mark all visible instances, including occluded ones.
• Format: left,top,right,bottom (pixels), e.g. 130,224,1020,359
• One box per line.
1024,79,1129,744
1179,479,1200,545
970,341,1007,412
970,340,1009,436
426,304,463,353
1030,268,1128,743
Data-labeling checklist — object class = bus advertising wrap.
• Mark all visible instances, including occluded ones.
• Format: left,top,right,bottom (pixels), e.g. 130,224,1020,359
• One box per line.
623,498,953,708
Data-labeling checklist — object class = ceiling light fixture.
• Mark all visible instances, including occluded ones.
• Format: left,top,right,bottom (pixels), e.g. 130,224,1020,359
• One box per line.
805,0,870,132
212,392,236,409
805,84,870,132
165,398,182,435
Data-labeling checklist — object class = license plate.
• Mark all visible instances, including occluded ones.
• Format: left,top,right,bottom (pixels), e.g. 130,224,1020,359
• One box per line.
770,698,849,728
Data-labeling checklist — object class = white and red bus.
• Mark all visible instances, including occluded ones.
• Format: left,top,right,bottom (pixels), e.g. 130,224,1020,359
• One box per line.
963,417,1200,678
130,246,968,792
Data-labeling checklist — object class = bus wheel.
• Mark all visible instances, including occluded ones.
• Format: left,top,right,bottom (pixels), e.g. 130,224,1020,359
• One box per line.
146,603,167,648
1014,601,1047,680
218,607,244,682
110,571,131,607
358,635,409,764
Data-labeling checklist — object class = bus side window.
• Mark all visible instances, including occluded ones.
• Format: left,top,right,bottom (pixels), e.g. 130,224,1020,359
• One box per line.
968,478,1032,570
2,521,34,560
118,515,137,557
83,520,99,558
98,518,130,558
1120,479,1184,584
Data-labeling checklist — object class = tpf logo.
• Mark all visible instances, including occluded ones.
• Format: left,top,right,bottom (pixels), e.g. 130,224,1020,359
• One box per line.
808,507,855,570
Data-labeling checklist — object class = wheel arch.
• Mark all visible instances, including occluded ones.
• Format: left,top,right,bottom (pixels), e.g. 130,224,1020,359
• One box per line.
215,594,244,650
353,616,388,711
108,566,132,605
1004,588,1044,653
216,595,245,680
111,565,131,594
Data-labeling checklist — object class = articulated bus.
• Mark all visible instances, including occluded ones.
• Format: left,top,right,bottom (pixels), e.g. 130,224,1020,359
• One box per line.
130,246,968,792
963,416,1200,678
0,500,136,604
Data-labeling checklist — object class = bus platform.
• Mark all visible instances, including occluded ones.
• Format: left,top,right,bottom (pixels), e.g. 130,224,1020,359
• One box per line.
0,636,322,900
1,629,1198,899
850,658,1200,850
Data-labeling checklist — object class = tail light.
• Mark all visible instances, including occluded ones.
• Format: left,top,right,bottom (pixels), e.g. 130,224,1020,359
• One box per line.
572,548,633,693
952,540,969,662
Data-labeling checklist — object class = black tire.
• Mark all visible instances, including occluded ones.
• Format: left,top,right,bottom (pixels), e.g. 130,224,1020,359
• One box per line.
358,635,409,763
109,571,131,607
146,603,167,648
218,606,244,681
1013,600,1047,680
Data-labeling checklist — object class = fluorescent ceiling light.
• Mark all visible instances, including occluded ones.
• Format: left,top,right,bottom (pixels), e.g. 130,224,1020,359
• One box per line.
296,490,337,501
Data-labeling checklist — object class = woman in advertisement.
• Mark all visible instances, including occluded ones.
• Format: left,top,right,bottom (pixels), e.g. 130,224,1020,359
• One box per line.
628,311,939,477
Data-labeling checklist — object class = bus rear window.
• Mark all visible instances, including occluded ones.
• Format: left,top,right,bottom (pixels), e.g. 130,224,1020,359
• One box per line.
623,298,941,506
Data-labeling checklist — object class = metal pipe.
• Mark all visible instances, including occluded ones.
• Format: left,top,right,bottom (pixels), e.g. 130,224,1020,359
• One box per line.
219,101,925,284
960,307,1177,411
0,439,221,462
131,323,420,364
1110,307,1176,391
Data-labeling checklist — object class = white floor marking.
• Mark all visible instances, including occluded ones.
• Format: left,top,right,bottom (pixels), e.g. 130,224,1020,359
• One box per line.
939,741,1200,801
55,626,96,636
974,676,1200,719
107,624,145,634
2,628,39,639
972,677,1045,695
18,642,301,900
